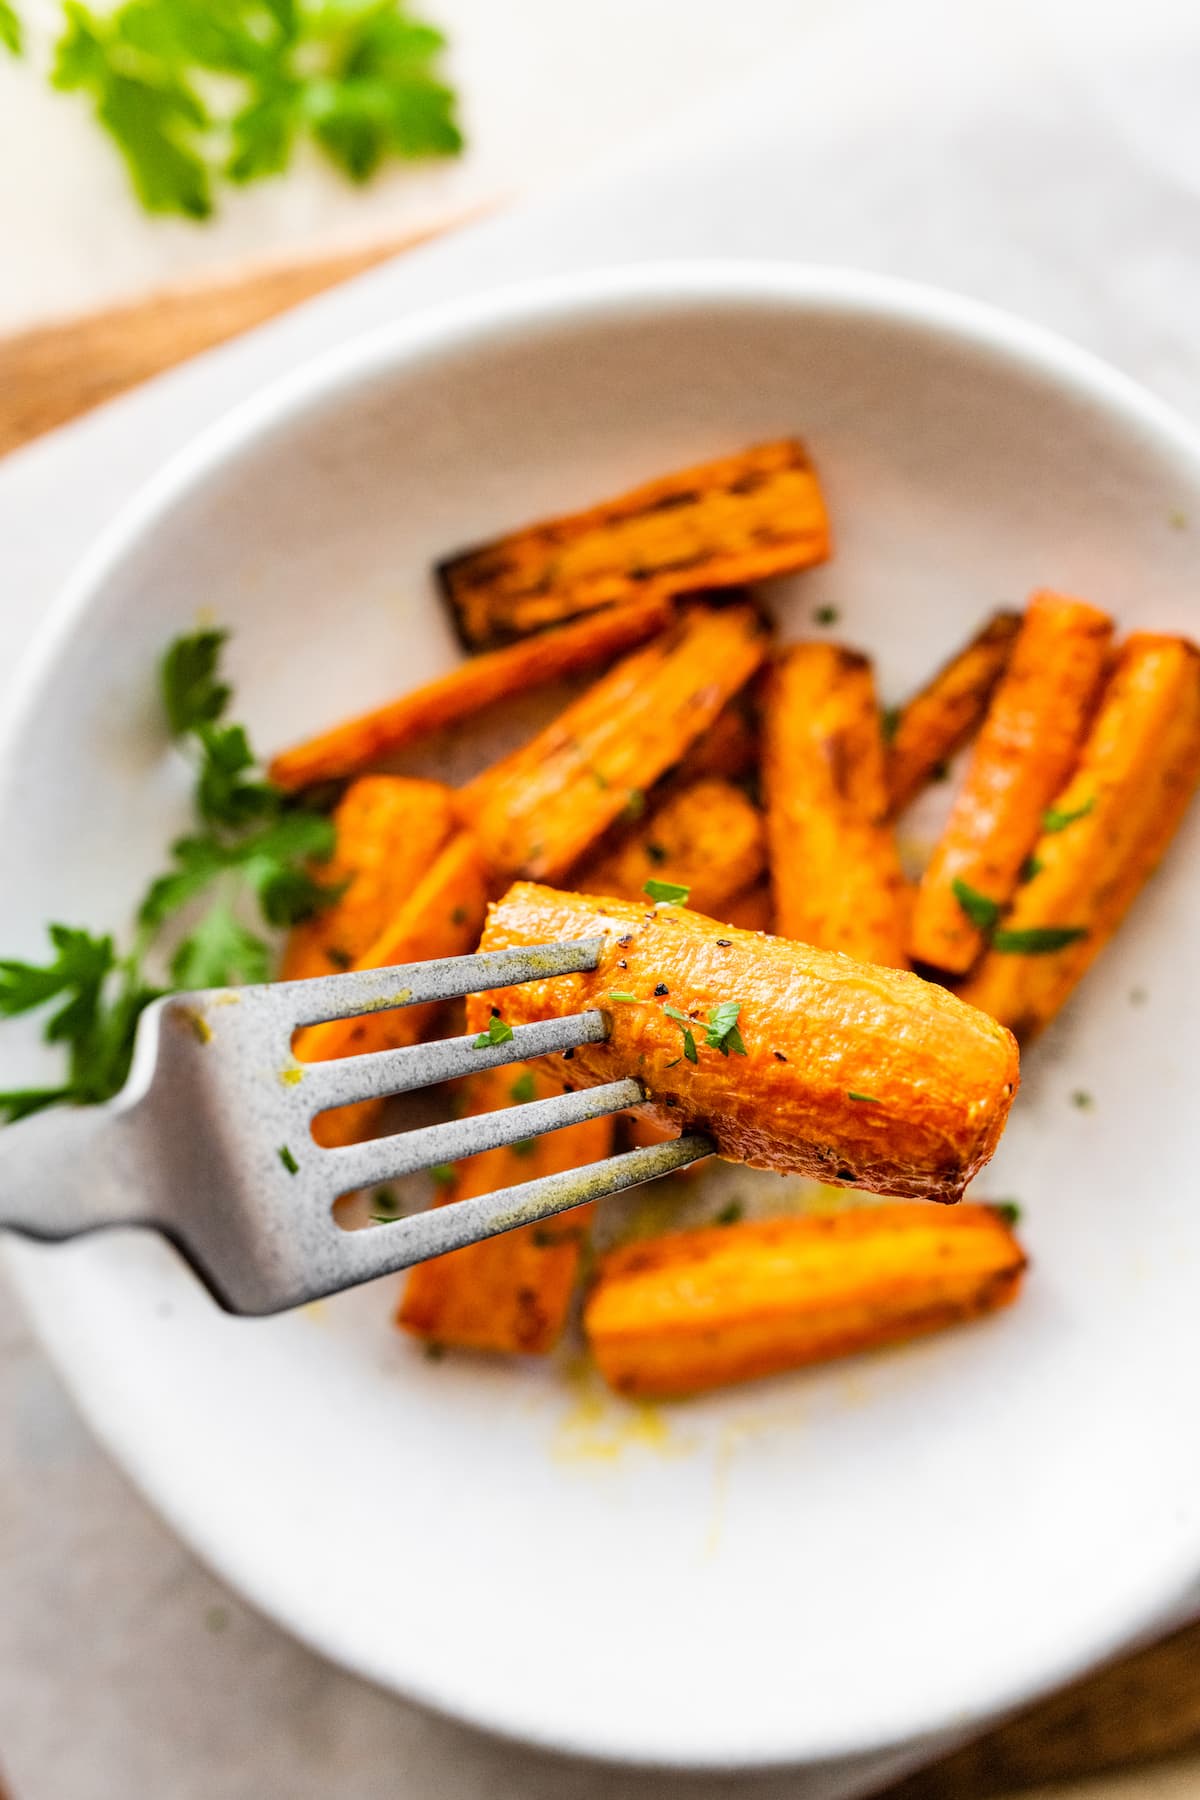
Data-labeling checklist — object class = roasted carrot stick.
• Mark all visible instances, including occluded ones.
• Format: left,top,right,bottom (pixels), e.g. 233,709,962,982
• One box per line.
576,777,765,918
268,595,676,792
397,1063,610,1354
279,777,456,981
886,611,1021,814
439,440,831,650
467,884,1019,1201
585,1204,1027,1398
762,643,910,967
910,592,1113,975
296,833,491,1149
721,882,773,934
663,696,758,787
456,604,769,882
961,633,1200,1038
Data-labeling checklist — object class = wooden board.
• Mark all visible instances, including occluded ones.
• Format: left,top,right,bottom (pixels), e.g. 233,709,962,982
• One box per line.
2,230,1200,1799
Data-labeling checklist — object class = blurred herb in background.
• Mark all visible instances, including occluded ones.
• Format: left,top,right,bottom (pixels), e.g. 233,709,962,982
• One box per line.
1,0,463,217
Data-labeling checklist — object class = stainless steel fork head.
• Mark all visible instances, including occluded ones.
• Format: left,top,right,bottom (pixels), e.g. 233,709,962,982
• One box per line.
0,939,712,1314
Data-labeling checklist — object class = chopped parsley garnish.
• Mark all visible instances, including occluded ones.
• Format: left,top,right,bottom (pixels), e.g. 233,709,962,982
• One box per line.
994,1200,1022,1226
278,1144,299,1175
644,879,690,905
993,925,1087,954
372,1187,400,1216
473,1014,514,1048
847,1091,880,1104
1,1,22,54
644,842,668,866
662,1004,699,1063
1071,1089,1095,1111
813,604,840,626
0,630,341,1122
621,789,646,821
512,1138,536,1158
1020,855,1044,884
880,705,901,745
952,879,1001,932
715,1201,744,1226
49,0,463,223
509,1070,537,1104
429,1163,457,1186
607,990,640,1004
1042,797,1095,833
703,1001,746,1057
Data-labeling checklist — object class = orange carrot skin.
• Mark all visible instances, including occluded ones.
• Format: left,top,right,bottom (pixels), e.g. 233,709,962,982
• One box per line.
280,777,456,982
576,777,765,918
887,611,1021,814
961,633,1200,1038
296,834,491,1149
439,439,831,650
397,1063,609,1354
456,604,769,883
268,596,676,792
910,592,1114,975
468,884,1019,1202
585,1204,1027,1398
763,643,910,967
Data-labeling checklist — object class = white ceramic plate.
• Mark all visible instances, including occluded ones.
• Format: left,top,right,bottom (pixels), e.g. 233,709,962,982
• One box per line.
4,264,1200,1772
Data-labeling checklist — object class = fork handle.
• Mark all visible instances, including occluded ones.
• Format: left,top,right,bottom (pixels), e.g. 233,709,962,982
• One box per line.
0,1104,152,1240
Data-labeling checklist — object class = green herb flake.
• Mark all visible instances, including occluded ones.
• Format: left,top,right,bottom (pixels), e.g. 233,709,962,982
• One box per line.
993,925,1088,955
813,604,840,626
473,1014,514,1049
847,1091,881,1104
429,1163,457,1187
509,1070,537,1104
372,1187,400,1216
1071,1089,1095,1111
0,1,22,54
621,789,646,821
1170,509,1189,531
715,1201,744,1227
952,879,1001,931
512,1138,536,1158
1042,796,1096,834
588,767,610,790
644,879,690,905
703,1001,746,1057
278,1144,299,1176
682,1028,698,1064
1020,855,1044,884
881,706,901,745
994,1200,1022,1226
607,990,641,1004
644,842,668,866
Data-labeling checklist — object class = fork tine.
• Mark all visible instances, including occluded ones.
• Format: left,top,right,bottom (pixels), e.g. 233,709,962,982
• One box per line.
329,1133,715,1291
324,1080,645,1193
278,939,605,1029
296,1012,608,1115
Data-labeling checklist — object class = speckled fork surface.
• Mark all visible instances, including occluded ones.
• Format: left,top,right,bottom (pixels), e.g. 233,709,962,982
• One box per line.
0,941,712,1314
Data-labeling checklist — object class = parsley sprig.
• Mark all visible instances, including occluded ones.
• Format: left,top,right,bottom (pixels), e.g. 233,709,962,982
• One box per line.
0,629,340,1123
1,0,22,54
952,877,1087,957
43,0,462,221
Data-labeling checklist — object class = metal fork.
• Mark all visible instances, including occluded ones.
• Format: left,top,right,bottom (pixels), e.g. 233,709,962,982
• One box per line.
0,940,713,1314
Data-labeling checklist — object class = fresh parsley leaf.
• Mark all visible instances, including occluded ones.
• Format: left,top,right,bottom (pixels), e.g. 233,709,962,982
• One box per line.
607,990,640,1004
1,1,23,54
0,1086,74,1124
50,0,462,220
703,1001,746,1056
813,604,839,626
952,879,1001,932
1071,1089,1094,1111
715,1200,744,1226
512,1137,536,1158
1042,796,1096,833
847,1091,880,1104
880,705,901,745
169,901,272,989
278,1143,299,1175
621,788,645,821
682,1028,698,1064
429,1162,457,1186
993,925,1088,955
644,879,690,905
994,1200,1022,1226
473,1014,514,1049
1020,854,1044,884
160,628,231,735
661,1004,691,1023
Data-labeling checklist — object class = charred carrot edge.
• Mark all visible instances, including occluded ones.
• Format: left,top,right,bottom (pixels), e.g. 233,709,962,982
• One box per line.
455,603,770,883
268,595,676,792
662,695,759,789
576,776,765,918
584,1203,1027,1398
295,833,492,1149
468,883,1019,1202
279,777,457,982
961,633,1200,1038
438,439,831,650
397,1063,610,1354
886,611,1022,815
910,592,1114,975
762,642,911,967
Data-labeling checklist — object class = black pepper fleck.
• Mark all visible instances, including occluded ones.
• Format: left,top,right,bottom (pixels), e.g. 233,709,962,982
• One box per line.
490,1006,500,1018
716,938,732,947
773,1050,788,1062
617,934,633,947
562,1048,575,1061
654,982,669,996
617,958,627,969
